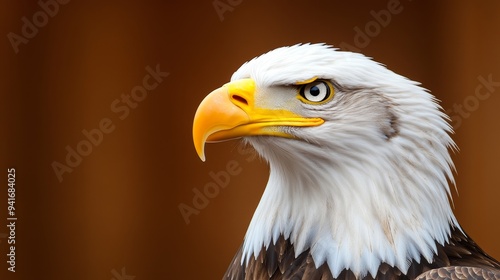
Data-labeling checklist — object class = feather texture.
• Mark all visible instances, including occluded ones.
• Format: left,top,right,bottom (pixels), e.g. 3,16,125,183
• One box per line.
224,227,500,279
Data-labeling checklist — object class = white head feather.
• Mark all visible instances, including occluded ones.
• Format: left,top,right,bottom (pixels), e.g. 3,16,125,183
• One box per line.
230,44,460,278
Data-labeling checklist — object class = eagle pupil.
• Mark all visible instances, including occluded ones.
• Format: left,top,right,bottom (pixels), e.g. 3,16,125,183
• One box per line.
310,86,320,96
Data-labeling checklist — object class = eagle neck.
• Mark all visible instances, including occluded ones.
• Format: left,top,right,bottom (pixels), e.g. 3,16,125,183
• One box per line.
241,138,459,278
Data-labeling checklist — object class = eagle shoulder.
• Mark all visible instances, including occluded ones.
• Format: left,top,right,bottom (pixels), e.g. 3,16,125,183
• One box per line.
415,266,500,280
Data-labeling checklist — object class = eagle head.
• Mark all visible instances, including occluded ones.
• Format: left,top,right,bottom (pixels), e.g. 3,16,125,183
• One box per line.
192,43,459,278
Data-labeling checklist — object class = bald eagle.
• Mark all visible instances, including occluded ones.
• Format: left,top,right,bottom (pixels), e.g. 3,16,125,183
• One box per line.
192,44,500,279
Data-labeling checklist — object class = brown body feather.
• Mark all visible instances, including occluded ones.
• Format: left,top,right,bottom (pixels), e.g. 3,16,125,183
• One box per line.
224,226,500,280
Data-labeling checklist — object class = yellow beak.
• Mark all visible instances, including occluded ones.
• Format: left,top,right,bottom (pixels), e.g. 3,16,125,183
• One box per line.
192,79,324,161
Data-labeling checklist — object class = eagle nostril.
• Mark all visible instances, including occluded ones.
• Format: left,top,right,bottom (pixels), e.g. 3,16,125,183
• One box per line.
231,94,249,106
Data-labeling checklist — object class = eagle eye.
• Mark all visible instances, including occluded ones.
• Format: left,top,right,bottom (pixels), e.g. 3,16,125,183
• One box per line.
298,80,334,104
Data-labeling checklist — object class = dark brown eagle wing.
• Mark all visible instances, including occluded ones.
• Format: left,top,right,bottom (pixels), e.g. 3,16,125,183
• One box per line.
415,266,500,280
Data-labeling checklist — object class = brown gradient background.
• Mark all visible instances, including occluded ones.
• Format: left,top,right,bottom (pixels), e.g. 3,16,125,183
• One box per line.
1,1,499,279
